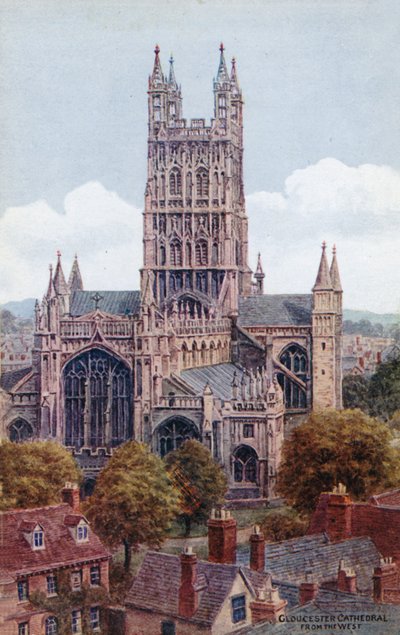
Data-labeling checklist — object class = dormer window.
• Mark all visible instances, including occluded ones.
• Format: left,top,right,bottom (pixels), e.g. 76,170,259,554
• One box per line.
64,515,89,543
20,521,45,551
33,528,44,549
77,521,88,543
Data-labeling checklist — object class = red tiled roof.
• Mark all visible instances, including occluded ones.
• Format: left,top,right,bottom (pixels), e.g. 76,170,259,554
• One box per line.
0,504,110,577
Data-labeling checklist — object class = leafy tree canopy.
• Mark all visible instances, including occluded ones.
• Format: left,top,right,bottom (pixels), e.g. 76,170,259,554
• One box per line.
260,509,308,542
0,441,82,510
84,441,179,569
164,440,228,535
277,409,400,513
343,359,400,421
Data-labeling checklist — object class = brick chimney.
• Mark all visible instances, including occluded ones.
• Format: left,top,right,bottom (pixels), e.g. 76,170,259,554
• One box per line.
299,577,319,605
250,525,265,572
358,356,364,369
325,484,352,542
61,482,80,513
250,582,287,624
179,547,199,618
373,557,399,603
207,508,237,564
337,559,357,594
377,351,382,364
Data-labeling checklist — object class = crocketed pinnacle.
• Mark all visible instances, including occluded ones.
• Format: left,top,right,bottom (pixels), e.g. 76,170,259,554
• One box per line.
312,242,333,291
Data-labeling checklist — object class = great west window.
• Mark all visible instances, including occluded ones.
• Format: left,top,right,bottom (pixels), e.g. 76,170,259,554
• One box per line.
64,349,132,449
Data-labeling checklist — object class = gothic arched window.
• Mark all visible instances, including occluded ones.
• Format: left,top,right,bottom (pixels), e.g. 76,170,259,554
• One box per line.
212,171,219,199
45,617,58,635
157,417,199,458
211,242,218,266
278,344,307,409
196,169,208,198
195,241,208,266
159,244,166,265
64,349,132,449
186,242,192,266
8,418,34,443
233,446,258,484
170,241,182,266
169,169,182,196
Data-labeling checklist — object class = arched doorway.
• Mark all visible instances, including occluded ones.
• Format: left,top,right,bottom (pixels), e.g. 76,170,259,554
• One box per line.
233,445,258,484
8,418,34,443
277,344,308,409
63,348,132,449
156,417,199,458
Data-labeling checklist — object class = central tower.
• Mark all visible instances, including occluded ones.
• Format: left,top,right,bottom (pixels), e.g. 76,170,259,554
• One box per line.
141,45,252,319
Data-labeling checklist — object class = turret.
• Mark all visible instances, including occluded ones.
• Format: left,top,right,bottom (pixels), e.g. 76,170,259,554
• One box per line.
330,245,343,409
167,54,182,125
68,254,83,292
213,43,231,122
148,44,168,132
312,242,337,409
254,253,265,295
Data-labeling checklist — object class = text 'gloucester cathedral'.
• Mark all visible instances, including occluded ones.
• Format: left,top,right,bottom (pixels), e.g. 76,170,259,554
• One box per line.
0,45,343,502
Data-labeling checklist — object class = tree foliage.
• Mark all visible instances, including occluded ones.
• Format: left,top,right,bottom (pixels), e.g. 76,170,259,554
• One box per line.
343,359,400,421
260,509,308,542
164,439,228,535
0,441,82,510
277,409,400,513
84,442,178,570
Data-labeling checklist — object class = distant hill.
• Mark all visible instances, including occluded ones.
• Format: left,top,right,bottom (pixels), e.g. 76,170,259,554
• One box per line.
1,298,36,319
343,309,399,326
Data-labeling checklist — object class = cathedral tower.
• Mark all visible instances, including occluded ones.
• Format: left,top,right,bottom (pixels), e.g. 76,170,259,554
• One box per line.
141,45,252,319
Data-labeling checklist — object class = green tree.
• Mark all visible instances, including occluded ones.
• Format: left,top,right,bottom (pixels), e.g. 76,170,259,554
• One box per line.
342,375,370,412
368,358,400,421
164,439,228,536
0,441,82,510
277,409,400,513
260,509,308,542
84,441,178,570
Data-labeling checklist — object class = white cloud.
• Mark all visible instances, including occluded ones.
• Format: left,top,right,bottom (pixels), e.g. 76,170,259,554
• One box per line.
0,182,142,303
1,160,399,314
247,158,400,313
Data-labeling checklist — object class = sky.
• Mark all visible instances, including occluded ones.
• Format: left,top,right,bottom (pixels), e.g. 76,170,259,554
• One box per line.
0,0,399,313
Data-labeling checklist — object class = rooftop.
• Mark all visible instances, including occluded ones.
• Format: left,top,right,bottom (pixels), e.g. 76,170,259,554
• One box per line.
69,290,141,317
238,294,313,327
0,504,110,577
126,551,271,626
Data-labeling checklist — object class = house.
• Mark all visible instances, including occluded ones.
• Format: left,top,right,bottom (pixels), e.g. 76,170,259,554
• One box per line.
125,510,287,635
0,483,111,635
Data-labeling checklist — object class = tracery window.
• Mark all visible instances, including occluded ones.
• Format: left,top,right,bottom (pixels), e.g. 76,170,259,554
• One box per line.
196,169,208,198
195,241,208,266
169,169,182,196
233,446,258,484
64,349,132,449
157,418,199,458
8,418,33,443
170,241,182,266
278,344,307,409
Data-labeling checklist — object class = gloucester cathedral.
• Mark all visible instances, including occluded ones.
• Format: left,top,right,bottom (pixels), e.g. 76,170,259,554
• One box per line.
0,46,343,502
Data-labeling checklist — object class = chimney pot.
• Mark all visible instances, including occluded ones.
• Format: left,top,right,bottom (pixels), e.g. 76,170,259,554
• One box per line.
61,482,80,513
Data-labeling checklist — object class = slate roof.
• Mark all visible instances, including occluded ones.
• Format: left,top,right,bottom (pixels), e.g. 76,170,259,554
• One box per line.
180,362,244,399
382,343,400,363
237,534,381,593
240,596,400,635
126,551,270,626
69,290,141,317
0,504,110,577
238,295,313,327
0,366,32,392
